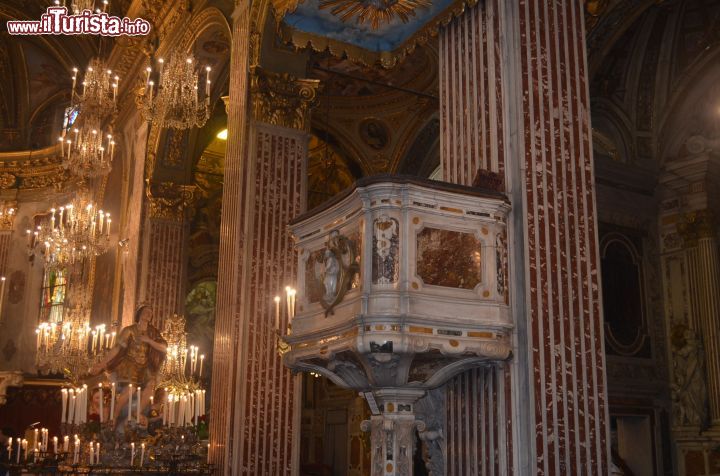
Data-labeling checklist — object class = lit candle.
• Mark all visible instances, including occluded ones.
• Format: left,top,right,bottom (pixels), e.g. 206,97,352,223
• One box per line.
89,442,94,465
136,386,141,422
199,354,205,378
128,384,133,423
274,296,281,330
140,443,145,466
207,443,211,464
205,66,211,97
110,382,115,421
130,442,135,466
61,388,68,424
98,383,103,423
63,436,69,453
96,443,100,464
83,384,88,423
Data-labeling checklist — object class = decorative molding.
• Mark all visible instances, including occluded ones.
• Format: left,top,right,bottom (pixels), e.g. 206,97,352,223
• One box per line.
145,180,196,221
0,371,23,406
0,145,73,190
250,67,320,131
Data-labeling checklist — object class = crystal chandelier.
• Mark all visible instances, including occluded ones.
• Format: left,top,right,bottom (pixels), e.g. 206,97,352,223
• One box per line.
59,119,115,178
27,195,113,268
57,56,119,178
138,53,212,130
35,301,115,380
69,57,119,118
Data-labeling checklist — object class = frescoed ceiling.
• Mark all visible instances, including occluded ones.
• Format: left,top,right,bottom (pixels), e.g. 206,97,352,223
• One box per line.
282,0,454,51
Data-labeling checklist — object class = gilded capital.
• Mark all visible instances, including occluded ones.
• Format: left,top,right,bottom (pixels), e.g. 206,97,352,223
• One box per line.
678,210,717,246
145,180,196,221
250,66,320,132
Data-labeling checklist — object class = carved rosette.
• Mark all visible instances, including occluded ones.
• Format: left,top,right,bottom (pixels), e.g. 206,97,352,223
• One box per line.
145,180,196,221
250,66,320,132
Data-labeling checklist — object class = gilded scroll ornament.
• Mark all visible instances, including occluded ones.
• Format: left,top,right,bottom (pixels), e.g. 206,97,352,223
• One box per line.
250,66,320,131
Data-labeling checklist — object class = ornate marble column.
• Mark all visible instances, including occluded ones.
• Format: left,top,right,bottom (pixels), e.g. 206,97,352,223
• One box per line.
678,211,720,424
439,0,609,473
139,181,194,330
209,56,319,473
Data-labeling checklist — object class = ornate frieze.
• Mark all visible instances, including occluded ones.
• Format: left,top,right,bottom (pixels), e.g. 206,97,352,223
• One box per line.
250,66,320,131
145,180,196,221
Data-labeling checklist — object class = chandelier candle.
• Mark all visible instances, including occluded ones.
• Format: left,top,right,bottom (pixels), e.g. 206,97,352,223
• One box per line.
98,383,103,423
130,442,135,466
110,382,115,420
128,384,133,423
136,386,141,422
61,389,68,423
140,443,145,467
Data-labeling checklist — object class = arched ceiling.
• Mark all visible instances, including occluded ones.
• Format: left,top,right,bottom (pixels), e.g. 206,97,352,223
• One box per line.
588,0,720,165
0,2,118,152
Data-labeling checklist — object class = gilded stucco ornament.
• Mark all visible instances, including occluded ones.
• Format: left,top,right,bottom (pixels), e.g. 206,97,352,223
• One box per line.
250,67,320,131
145,180,196,221
678,210,716,246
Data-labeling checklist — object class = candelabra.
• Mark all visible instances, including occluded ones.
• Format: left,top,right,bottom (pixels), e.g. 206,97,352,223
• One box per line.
59,120,115,178
137,53,212,130
35,303,114,380
56,56,118,178
27,195,113,268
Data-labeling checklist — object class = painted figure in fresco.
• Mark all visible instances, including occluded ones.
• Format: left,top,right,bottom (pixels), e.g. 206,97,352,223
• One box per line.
671,327,709,427
89,305,167,426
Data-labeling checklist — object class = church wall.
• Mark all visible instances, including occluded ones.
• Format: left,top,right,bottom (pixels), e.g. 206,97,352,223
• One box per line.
0,197,65,373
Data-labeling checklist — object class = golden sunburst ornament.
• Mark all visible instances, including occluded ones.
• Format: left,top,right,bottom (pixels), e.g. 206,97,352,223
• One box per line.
318,0,432,30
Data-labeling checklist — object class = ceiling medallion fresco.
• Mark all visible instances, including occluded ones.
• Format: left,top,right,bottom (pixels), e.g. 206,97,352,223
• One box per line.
273,0,476,67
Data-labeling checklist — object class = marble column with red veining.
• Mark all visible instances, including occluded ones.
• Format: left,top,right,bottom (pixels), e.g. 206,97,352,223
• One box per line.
439,0,610,474
139,183,194,331
208,54,319,473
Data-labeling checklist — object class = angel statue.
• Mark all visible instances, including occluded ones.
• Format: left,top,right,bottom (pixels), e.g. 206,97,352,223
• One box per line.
89,304,167,426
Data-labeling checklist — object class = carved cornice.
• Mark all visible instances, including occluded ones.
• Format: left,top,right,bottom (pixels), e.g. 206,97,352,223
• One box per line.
145,180,196,222
0,145,73,191
678,210,717,246
250,66,320,132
